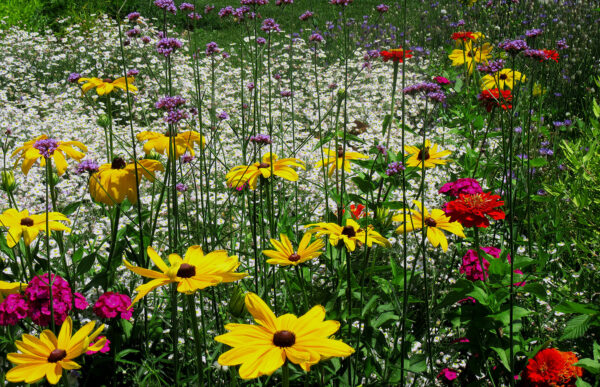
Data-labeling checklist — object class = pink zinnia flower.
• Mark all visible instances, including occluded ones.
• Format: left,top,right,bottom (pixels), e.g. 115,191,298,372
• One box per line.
93,292,133,320
86,336,111,355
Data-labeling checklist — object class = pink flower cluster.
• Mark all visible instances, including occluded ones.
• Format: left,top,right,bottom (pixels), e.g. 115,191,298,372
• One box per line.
439,178,482,197
87,336,111,355
93,292,133,320
0,294,28,325
460,247,525,286
437,368,458,382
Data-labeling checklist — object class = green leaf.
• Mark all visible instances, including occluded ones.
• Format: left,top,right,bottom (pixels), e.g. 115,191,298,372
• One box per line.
594,341,600,361
372,312,399,329
77,253,96,275
523,283,547,300
561,315,592,340
362,295,379,318
61,201,81,216
575,378,592,387
554,301,598,315
407,354,427,373
491,306,531,326
574,358,600,374
529,158,548,167
491,347,510,371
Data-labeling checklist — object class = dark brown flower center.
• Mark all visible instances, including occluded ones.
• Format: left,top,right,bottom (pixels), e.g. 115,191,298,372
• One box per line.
341,226,356,238
467,51,473,57
103,78,113,83
258,162,270,169
176,263,196,278
499,74,508,80
417,147,430,161
20,217,34,227
272,330,296,347
47,349,67,363
288,253,301,262
337,148,345,158
111,157,127,169
425,217,437,227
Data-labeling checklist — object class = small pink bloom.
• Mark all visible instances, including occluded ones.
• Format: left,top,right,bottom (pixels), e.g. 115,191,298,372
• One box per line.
437,368,458,381
86,336,111,355
74,293,89,310
434,76,451,85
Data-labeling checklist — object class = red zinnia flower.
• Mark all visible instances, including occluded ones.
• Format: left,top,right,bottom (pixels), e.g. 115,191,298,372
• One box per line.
543,49,559,63
451,31,475,41
521,348,583,387
350,204,365,219
380,48,413,63
444,192,505,228
477,89,513,112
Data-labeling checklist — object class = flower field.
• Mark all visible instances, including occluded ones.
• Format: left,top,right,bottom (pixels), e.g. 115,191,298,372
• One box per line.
1,0,600,385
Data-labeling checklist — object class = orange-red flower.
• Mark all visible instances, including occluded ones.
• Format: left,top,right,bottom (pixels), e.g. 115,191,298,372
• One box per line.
444,192,505,228
521,348,583,387
380,48,413,63
477,89,512,112
451,31,475,41
543,49,559,63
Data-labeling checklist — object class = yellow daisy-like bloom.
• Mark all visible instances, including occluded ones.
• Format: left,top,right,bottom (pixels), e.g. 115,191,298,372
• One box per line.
226,153,305,190
0,209,71,248
305,218,390,252
262,233,325,266
136,130,206,158
393,200,465,252
124,246,248,306
215,292,354,379
315,147,369,178
88,157,163,206
404,139,451,169
78,76,137,96
11,135,87,176
448,40,493,74
5,316,106,385
0,281,27,302
481,68,526,91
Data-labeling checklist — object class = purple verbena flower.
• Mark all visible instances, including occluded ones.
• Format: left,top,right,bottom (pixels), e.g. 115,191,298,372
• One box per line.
376,4,389,13
499,39,529,55
127,12,141,21
156,37,183,56
205,41,221,56
525,28,543,38
127,69,139,77
299,10,314,21
249,134,272,145
33,138,59,158
176,183,188,192
218,6,234,17
154,0,177,14
68,73,82,83
261,18,281,32
309,33,324,43
403,82,441,94
76,159,100,175
155,96,186,110
179,2,194,10
165,109,189,123
256,37,267,45
386,161,405,176
477,59,505,74
126,28,141,37
218,111,229,120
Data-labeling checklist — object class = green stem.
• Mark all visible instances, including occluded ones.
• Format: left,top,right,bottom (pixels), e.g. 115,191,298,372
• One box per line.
282,361,290,387
187,294,205,386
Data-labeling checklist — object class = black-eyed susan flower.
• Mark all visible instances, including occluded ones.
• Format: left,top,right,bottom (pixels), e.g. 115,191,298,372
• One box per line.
315,147,368,178
226,153,305,190
78,76,137,96
0,281,27,302
305,218,390,252
12,135,87,176
0,209,71,248
215,292,354,379
404,140,451,169
481,68,526,91
124,246,247,306
448,40,493,74
88,158,163,206
262,233,325,266
136,130,205,158
393,200,465,252
5,316,105,385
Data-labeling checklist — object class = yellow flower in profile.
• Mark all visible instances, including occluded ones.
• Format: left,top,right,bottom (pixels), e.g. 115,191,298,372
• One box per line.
305,218,390,252
448,40,493,74
5,316,106,385
124,246,247,306
12,135,87,176
481,68,526,91
136,130,205,157
315,147,368,177
78,76,137,96
226,153,305,190
404,140,451,169
533,82,547,97
88,157,163,206
262,233,325,266
0,209,71,248
215,292,354,379
393,200,465,252
0,281,27,302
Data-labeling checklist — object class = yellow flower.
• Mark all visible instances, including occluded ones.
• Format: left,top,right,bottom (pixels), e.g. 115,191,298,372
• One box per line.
393,200,465,252
88,158,163,206
315,147,368,177
0,281,27,302
533,82,547,97
226,153,305,190
11,135,87,176
404,139,451,168
262,233,325,266
0,209,71,248
215,292,354,379
136,130,205,158
448,40,493,74
78,76,137,96
124,246,247,306
305,218,390,252
5,316,105,385
481,68,526,91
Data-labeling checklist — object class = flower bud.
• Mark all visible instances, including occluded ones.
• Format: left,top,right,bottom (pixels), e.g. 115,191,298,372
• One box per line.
228,286,247,318
97,114,111,129
1,170,16,193
145,150,162,161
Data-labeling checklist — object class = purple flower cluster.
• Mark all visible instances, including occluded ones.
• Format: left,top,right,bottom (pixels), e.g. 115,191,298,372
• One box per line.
426,91,446,104
205,5,215,13
165,109,189,124
188,12,202,20
176,183,188,192
275,0,293,5
309,33,324,43
179,2,194,10
386,161,405,176
33,138,59,158
330,0,352,5
156,37,183,57
127,69,140,77
127,12,141,21
68,73,82,83
75,159,100,175
93,292,133,320
280,90,293,97
556,38,569,50
155,96,186,110
376,144,387,156
256,37,267,45
0,294,28,326
439,178,482,197
553,119,572,127
261,18,281,32
249,134,272,145
205,41,221,56
126,28,141,37
181,153,195,163
154,0,177,14
25,274,74,326
522,49,548,61
142,36,152,44
299,10,314,21
525,28,543,38
376,4,389,13
218,6,233,17
240,0,268,5
477,59,504,74
403,82,441,95
499,39,529,55
218,111,229,120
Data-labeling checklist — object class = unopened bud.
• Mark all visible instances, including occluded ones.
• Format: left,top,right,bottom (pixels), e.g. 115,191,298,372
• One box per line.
1,171,16,193
97,114,111,129
145,150,162,161
228,286,247,318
